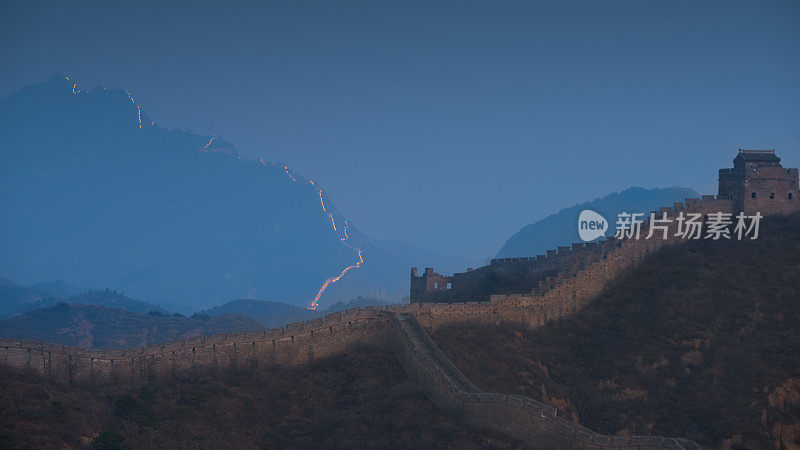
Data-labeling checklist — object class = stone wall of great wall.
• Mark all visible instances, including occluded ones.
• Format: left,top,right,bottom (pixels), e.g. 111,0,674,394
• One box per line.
405,195,735,332
0,306,699,449
8,147,799,448
391,313,699,449
410,196,739,304
0,308,389,384
0,195,744,448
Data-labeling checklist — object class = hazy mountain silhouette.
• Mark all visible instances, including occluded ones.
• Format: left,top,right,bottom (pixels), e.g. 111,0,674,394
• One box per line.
372,240,480,274
0,279,167,318
496,186,699,258
0,74,423,309
0,278,58,319
0,303,262,349
203,296,390,330
203,299,317,329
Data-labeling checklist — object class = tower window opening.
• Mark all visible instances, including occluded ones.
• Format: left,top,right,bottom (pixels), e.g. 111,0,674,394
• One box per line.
790,193,794,200
770,192,775,199
434,282,438,289
751,192,757,199
446,282,452,290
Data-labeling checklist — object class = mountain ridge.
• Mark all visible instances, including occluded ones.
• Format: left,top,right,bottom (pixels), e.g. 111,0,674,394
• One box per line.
496,186,699,258
0,74,410,309
0,303,263,349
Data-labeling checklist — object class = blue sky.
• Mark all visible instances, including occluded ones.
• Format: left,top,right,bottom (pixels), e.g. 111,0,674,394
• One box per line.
2,0,798,258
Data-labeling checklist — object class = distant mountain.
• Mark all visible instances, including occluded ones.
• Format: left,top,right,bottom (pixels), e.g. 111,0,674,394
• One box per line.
204,299,316,329
204,295,391,330
372,240,480,275
323,295,389,313
0,303,262,349
0,279,166,318
496,187,699,258
65,290,168,315
27,280,84,298
0,74,416,309
0,279,57,319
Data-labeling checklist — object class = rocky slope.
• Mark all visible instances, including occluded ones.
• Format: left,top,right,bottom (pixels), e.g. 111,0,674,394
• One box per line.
434,212,800,448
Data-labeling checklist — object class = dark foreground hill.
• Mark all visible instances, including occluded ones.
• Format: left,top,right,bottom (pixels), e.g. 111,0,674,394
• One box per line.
433,213,800,449
496,186,698,258
0,346,514,449
0,303,262,349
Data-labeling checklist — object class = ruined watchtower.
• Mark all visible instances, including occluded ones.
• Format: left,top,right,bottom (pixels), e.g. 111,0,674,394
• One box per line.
718,149,799,215
409,267,454,303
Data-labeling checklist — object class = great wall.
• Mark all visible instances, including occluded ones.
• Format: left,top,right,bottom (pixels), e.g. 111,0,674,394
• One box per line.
1,150,798,449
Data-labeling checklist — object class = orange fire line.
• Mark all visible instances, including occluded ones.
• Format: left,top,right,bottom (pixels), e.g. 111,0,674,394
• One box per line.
309,187,365,310
283,165,296,182
194,142,361,310
309,248,363,310
202,136,218,151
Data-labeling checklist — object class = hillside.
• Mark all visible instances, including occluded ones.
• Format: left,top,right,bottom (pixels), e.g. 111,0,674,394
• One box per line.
373,239,480,276
496,186,698,258
27,280,85,299
0,346,514,449
0,74,420,310
433,212,800,448
0,281,166,318
203,296,390,330
0,279,57,319
203,299,317,329
0,303,262,349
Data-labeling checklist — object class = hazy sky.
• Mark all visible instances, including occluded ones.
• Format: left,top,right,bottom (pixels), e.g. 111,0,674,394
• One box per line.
2,0,798,258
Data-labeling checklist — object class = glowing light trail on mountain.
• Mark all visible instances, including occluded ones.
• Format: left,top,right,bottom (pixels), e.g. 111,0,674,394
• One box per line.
309,186,365,310
310,248,363,310
123,90,143,129
195,138,363,310
202,136,218,151
283,165,296,182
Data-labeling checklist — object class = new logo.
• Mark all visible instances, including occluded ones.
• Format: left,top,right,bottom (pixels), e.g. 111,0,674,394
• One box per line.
578,210,607,242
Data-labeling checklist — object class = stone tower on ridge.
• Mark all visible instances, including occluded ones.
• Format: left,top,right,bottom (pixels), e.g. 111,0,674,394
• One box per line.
718,149,799,215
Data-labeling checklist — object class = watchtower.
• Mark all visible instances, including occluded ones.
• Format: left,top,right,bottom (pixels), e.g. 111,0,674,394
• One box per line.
718,149,799,215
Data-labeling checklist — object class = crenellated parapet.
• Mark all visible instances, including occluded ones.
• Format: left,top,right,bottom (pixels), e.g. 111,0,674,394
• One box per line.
0,307,390,383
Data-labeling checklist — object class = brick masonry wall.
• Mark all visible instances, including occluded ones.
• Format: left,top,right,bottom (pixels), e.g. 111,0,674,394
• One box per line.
0,195,747,449
0,308,390,384
0,304,703,448
390,313,699,449
405,196,738,332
